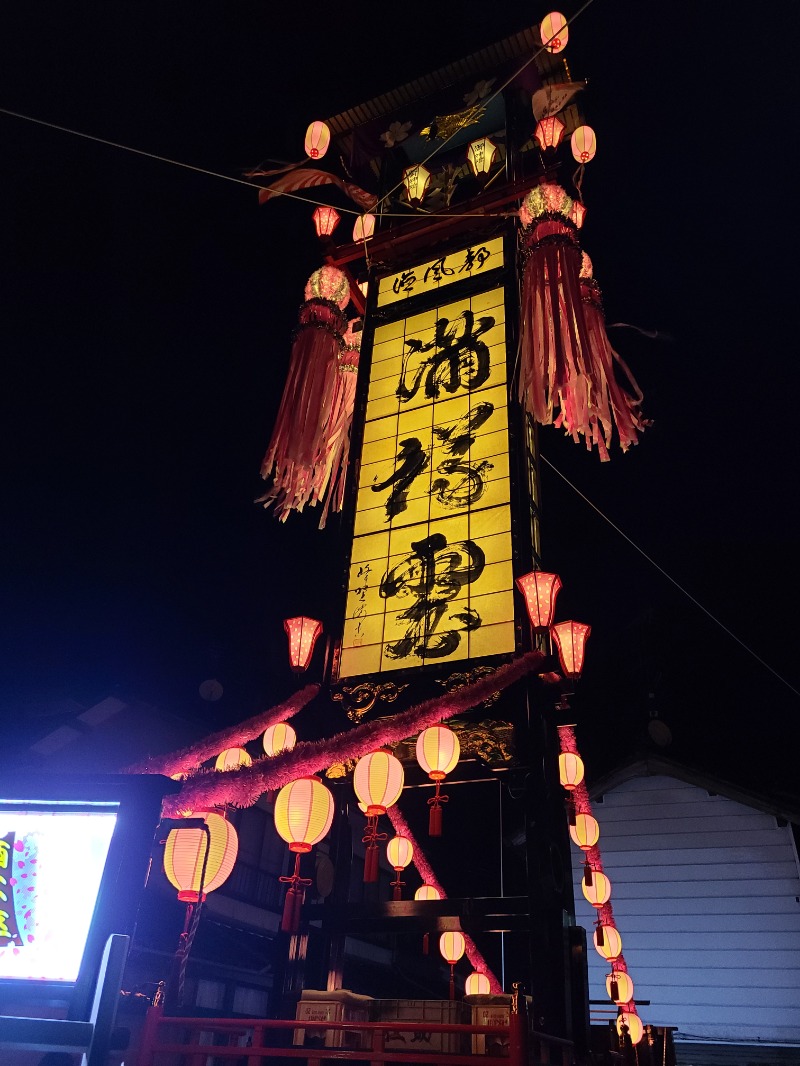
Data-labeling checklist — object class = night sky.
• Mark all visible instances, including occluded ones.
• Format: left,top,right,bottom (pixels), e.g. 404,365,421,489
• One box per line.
2,4,798,795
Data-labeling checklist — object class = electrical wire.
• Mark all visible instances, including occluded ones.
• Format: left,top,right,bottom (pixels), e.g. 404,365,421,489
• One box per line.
539,452,800,700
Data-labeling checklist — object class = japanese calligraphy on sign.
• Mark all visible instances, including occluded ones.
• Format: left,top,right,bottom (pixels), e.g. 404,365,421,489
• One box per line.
377,236,503,307
340,262,516,679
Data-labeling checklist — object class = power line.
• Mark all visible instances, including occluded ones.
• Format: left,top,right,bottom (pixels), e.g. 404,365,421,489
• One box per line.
539,453,800,700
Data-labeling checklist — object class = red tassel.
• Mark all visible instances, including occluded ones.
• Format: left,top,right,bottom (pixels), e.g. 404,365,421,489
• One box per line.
429,804,443,837
364,844,379,883
423,933,429,955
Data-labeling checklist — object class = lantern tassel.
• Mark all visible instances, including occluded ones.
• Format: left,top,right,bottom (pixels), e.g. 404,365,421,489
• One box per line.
427,781,448,837
279,853,312,933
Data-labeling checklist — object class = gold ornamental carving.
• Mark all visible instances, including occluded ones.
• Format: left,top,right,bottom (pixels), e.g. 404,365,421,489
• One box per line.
331,681,410,723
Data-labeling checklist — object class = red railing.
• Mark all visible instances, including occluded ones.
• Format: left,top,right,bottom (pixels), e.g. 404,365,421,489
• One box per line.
136,1005,575,1066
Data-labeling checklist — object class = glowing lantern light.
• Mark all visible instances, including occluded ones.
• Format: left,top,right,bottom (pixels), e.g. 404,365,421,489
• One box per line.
607,970,634,1005
466,136,498,180
354,749,404,882
312,206,340,239
570,200,587,229
594,924,622,961
353,214,375,243
386,834,414,900
571,125,597,164
617,1012,644,1046
164,809,238,904
403,164,431,205
263,722,297,756
357,280,368,298
569,812,599,851
304,121,330,160
284,616,322,673
274,776,334,932
558,752,584,791
416,725,460,837
415,884,441,901
552,620,591,680
540,11,569,53
516,571,562,630
582,870,612,908
440,931,466,1001
214,747,252,772
534,116,566,151
465,971,491,996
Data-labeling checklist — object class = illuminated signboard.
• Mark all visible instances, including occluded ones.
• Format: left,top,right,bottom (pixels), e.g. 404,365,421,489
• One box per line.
340,240,515,679
0,808,117,981
376,236,503,308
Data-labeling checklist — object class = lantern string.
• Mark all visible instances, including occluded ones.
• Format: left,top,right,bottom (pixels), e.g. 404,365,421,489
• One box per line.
387,803,503,995
161,651,543,816
540,453,800,701
124,684,319,776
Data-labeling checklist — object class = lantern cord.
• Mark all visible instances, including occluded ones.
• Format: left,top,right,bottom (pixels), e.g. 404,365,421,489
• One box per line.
540,453,800,701
176,823,211,1006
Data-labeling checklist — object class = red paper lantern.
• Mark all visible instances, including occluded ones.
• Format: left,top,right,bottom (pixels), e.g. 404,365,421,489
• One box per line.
534,116,566,151
571,125,597,164
262,722,297,756
617,1011,644,1045
569,812,599,851
353,214,375,242
312,206,340,239
540,11,569,53
582,870,612,907
354,749,404,882
594,924,622,961
516,571,562,630
386,834,414,900
416,725,460,837
439,930,466,1001
607,970,634,1005
558,752,584,791
284,616,323,673
214,747,252,771
274,776,334,932
304,120,330,160
552,620,591,680
164,809,238,904
465,971,491,995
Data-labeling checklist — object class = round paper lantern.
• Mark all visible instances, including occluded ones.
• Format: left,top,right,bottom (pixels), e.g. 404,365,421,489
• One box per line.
263,722,297,756
164,809,238,903
215,747,252,772
582,871,612,907
607,970,634,1005
540,11,568,53
439,931,466,965
312,205,340,239
387,835,414,871
593,924,622,961
569,813,599,851
304,266,350,310
571,125,597,164
353,749,404,815
304,120,330,160
274,776,334,853
558,752,584,791
617,1011,644,1045
465,971,491,995
353,214,375,243
416,726,460,780
414,884,441,901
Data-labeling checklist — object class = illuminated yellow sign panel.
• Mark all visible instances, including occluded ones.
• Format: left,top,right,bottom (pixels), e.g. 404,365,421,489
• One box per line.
377,236,504,308
340,252,515,679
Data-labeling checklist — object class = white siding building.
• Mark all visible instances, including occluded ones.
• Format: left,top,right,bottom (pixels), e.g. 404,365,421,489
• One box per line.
571,758,800,1057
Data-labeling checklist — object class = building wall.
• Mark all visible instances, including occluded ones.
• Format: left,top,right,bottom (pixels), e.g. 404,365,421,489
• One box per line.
571,774,800,1044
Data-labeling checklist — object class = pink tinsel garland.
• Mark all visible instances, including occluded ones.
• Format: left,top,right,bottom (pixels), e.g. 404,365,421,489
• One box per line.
125,685,319,776
388,804,503,994
162,652,543,816
558,725,637,1014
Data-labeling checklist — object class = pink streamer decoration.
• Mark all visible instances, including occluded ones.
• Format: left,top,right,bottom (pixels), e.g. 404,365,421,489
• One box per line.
388,804,503,994
162,652,543,816
125,685,319,776
558,724,637,1013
